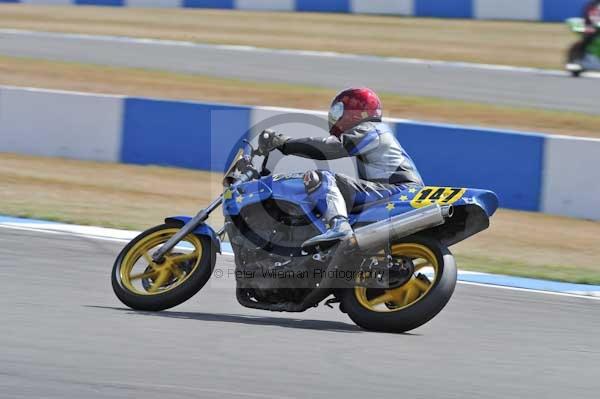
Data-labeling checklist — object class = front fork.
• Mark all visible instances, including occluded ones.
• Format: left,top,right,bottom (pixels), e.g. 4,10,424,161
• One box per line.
152,194,223,263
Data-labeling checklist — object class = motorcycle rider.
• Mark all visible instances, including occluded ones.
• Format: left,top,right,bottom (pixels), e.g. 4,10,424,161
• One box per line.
569,0,600,63
259,87,423,249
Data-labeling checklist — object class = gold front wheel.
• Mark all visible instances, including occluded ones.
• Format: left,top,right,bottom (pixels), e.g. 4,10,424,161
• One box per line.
112,224,215,311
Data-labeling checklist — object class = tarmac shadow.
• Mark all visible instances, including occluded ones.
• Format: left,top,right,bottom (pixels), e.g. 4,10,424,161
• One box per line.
86,305,368,333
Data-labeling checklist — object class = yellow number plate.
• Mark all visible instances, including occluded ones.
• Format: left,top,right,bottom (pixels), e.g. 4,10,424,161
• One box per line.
410,187,466,208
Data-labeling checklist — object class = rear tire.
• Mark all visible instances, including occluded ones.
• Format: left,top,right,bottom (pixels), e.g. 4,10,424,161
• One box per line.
566,42,585,77
111,224,215,311
567,41,585,63
340,236,456,333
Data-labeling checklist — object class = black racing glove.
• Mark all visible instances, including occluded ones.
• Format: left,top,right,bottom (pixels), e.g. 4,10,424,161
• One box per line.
258,129,289,155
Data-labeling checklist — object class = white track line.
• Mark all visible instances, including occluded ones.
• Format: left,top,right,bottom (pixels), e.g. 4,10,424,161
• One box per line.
0,223,134,243
1,28,599,79
2,222,599,301
458,281,600,300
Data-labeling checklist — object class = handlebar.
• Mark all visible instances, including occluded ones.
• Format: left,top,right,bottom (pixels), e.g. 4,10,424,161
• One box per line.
260,152,270,176
238,167,259,184
223,139,270,187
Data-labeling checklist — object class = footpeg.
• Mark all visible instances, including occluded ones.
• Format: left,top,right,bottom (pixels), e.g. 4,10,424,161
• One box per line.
324,297,340,309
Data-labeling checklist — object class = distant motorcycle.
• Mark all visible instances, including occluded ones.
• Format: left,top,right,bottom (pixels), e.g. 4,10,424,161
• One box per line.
566,17,600,77
111,139,498,333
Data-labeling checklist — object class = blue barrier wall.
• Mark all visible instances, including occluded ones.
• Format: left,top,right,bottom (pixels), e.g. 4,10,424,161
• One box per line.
1,0,587,22
395,122,544,211
74,0,124,6
121,98,251,172
121,98,544,212
415,0,473,19
183,0,234,9
296,0,350,13
543,0,588,22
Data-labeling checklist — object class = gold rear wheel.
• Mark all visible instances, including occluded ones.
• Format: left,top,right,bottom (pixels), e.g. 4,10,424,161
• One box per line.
341,236,457,333
354,243,439,312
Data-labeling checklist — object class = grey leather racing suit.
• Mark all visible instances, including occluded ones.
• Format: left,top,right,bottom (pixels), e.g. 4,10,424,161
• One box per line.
279,121,424,222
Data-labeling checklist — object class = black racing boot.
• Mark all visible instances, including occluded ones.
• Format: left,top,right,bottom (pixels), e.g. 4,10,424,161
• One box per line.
302,216,353,249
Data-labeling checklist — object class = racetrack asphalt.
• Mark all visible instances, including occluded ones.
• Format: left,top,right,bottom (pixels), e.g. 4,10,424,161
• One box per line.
1,227,599,398
0,29,598,115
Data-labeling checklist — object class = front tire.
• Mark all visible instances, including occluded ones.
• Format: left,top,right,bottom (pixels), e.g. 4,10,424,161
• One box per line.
570,69,583,77
340,236,457,333
111,224,215,311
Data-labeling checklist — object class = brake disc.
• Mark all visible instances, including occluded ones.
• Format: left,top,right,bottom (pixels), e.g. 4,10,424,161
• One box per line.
387,257,416,289
141,253,195,291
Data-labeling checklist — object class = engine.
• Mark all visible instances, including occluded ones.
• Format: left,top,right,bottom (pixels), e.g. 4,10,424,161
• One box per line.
227,199,326,305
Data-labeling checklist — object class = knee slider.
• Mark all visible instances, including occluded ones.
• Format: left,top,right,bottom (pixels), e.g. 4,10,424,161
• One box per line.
303,170,322,193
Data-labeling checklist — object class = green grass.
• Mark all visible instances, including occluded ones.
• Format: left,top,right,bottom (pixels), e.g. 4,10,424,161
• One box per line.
456,255,600,286
4,209,142,231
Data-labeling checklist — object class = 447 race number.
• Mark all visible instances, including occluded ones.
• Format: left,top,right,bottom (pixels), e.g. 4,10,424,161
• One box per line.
410,186,466,208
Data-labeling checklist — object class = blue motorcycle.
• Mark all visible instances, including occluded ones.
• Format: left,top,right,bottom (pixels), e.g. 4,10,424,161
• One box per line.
112,140,498,333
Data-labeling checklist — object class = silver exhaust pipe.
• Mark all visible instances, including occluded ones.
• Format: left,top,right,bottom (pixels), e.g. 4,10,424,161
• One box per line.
353,204,452,251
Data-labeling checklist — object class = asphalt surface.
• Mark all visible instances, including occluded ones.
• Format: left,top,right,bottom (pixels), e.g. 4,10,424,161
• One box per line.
0,29,599,114
1,226,599,399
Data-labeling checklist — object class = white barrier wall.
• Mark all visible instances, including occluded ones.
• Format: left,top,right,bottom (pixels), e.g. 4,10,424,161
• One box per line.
125,0,182,8
541,136,600,220
21,0,72,5
0,87,124,162
474,0,541,21
235,0,295,11
350,0,413,15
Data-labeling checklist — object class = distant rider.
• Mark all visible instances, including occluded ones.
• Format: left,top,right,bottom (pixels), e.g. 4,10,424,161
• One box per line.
572,0,600,61
258,88,423,249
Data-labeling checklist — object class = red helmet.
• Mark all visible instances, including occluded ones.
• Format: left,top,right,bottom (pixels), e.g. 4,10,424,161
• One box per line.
328,88,383,137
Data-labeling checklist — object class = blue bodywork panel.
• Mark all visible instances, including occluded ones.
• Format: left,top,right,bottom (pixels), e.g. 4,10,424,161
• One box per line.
222,174,499,243
224,175,498,219
164,217,221,253
223,174,327,233
223,173,498,246
350,187,498,224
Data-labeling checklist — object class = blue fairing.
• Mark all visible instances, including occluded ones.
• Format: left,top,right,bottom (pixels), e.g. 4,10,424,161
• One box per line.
223,174,328,233
164,217,221,253
351,187,498,224
223,175,499,246
225,177,497,219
